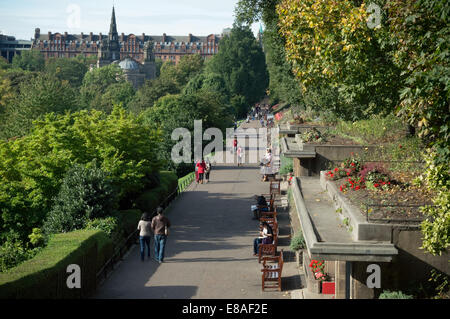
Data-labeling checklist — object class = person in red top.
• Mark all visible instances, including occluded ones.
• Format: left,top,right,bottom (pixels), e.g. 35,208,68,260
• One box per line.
233,138,238,153
196,160,206,184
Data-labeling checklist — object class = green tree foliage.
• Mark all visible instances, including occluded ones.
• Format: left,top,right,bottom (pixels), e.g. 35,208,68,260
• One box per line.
386,0,449,165
128,77,178,114
0,105,162,244
45,57,88,88
128,56,205,114
207,25,268,118
235,0,304,107
383,0,449,256
262,20,303,106
98,82,136,114
79,63,125,110
73,54,98,68
0,72,78,139
0,57,11,70
276,0,401,120
11,50,45,72
141,90,232,174
43,163,117,234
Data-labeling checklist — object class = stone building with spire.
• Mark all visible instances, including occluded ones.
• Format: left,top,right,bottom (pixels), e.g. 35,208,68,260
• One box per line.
31,6,223,67
94,7,156,88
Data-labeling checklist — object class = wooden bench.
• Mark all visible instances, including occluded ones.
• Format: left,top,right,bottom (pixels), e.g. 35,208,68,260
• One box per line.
270,181,281,197
258,232,278,263
260,207,277,219
261,249,284,291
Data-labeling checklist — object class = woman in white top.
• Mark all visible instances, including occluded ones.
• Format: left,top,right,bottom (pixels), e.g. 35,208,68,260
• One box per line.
137,212,153,261
237,145,244,166
253,222,274,256
260,149,273,181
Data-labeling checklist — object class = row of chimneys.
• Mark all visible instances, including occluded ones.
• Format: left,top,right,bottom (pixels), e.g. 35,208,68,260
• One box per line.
35,28,197,44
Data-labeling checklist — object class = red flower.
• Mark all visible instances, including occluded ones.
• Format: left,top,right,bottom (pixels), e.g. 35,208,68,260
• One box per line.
355,186,360,190
351,163,355,167
374,183,379,187
334,167,339,172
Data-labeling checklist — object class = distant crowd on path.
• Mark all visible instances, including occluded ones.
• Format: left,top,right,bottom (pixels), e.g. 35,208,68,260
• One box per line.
195,159,212,184
137,207,171,264
246,103,274,128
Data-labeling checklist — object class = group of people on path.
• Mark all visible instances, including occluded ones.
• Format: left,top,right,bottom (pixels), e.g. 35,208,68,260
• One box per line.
137,207,171,264
195,159,212,184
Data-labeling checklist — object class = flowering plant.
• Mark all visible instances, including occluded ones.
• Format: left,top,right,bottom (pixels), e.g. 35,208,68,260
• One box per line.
358,163,391,191
309,259,326,280
339,176,366,192
300,128,328,143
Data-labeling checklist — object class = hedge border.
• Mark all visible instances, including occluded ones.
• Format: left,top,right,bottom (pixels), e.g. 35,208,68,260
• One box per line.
0,171,180,299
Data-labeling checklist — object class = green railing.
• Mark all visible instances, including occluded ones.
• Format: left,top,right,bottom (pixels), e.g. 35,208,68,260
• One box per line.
177,171,196,194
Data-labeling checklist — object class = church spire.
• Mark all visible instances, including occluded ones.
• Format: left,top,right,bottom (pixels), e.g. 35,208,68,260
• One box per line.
109,6,118,41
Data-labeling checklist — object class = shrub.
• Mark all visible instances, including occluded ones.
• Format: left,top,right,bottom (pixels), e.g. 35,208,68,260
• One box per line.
28,228,46,247
85,217,119,237
134,171,178,213
280,155,293,175
115,209,143,237
0,241,38,273
0,105,162,244
43,162,117,234
378,290,414,299
290,232,306,251
0,230,103,298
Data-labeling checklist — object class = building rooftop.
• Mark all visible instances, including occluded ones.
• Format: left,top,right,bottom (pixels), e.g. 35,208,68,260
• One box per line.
119,58,140,70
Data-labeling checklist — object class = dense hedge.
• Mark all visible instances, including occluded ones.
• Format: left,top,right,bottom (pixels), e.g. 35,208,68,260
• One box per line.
0,171,181,298
134,171,178,213
0,230,106,299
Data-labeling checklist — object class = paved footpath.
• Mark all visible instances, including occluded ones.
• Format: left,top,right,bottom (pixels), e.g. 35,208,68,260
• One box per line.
94,121,300,299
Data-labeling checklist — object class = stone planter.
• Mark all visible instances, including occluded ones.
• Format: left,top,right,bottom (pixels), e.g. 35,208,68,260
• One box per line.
295,250,303,268
303,252,322,294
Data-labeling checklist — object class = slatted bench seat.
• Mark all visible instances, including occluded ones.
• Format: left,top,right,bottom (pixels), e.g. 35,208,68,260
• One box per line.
261,249,284,291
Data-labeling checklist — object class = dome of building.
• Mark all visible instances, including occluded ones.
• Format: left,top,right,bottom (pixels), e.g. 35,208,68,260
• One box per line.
119,58,140,70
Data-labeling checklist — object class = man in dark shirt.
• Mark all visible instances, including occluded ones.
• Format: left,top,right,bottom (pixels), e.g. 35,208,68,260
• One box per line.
151,207,171,263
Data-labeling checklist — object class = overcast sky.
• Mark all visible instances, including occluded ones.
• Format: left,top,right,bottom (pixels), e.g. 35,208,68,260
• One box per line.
0,0,261,40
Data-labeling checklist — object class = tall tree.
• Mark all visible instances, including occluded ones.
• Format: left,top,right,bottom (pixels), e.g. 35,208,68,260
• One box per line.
207,25,269,117
11,50,45,72
276,0,401,120
45,57,88,88
1,73,77,139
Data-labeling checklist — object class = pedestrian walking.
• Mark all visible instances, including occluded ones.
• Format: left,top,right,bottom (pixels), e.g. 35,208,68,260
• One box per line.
205,159,211,183
233,137,238,153
137,212,153,261
196,159,206,184
151,207,171,263
237,145,244,166
195,161,199,183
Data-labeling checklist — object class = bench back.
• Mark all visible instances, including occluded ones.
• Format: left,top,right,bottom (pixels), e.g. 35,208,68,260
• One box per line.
270,181,281,195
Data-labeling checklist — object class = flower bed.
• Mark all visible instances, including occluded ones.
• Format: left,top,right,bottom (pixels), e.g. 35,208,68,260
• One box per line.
324,154,432,222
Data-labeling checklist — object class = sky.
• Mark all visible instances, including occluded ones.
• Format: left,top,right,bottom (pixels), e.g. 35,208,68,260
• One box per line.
0,0,261,40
